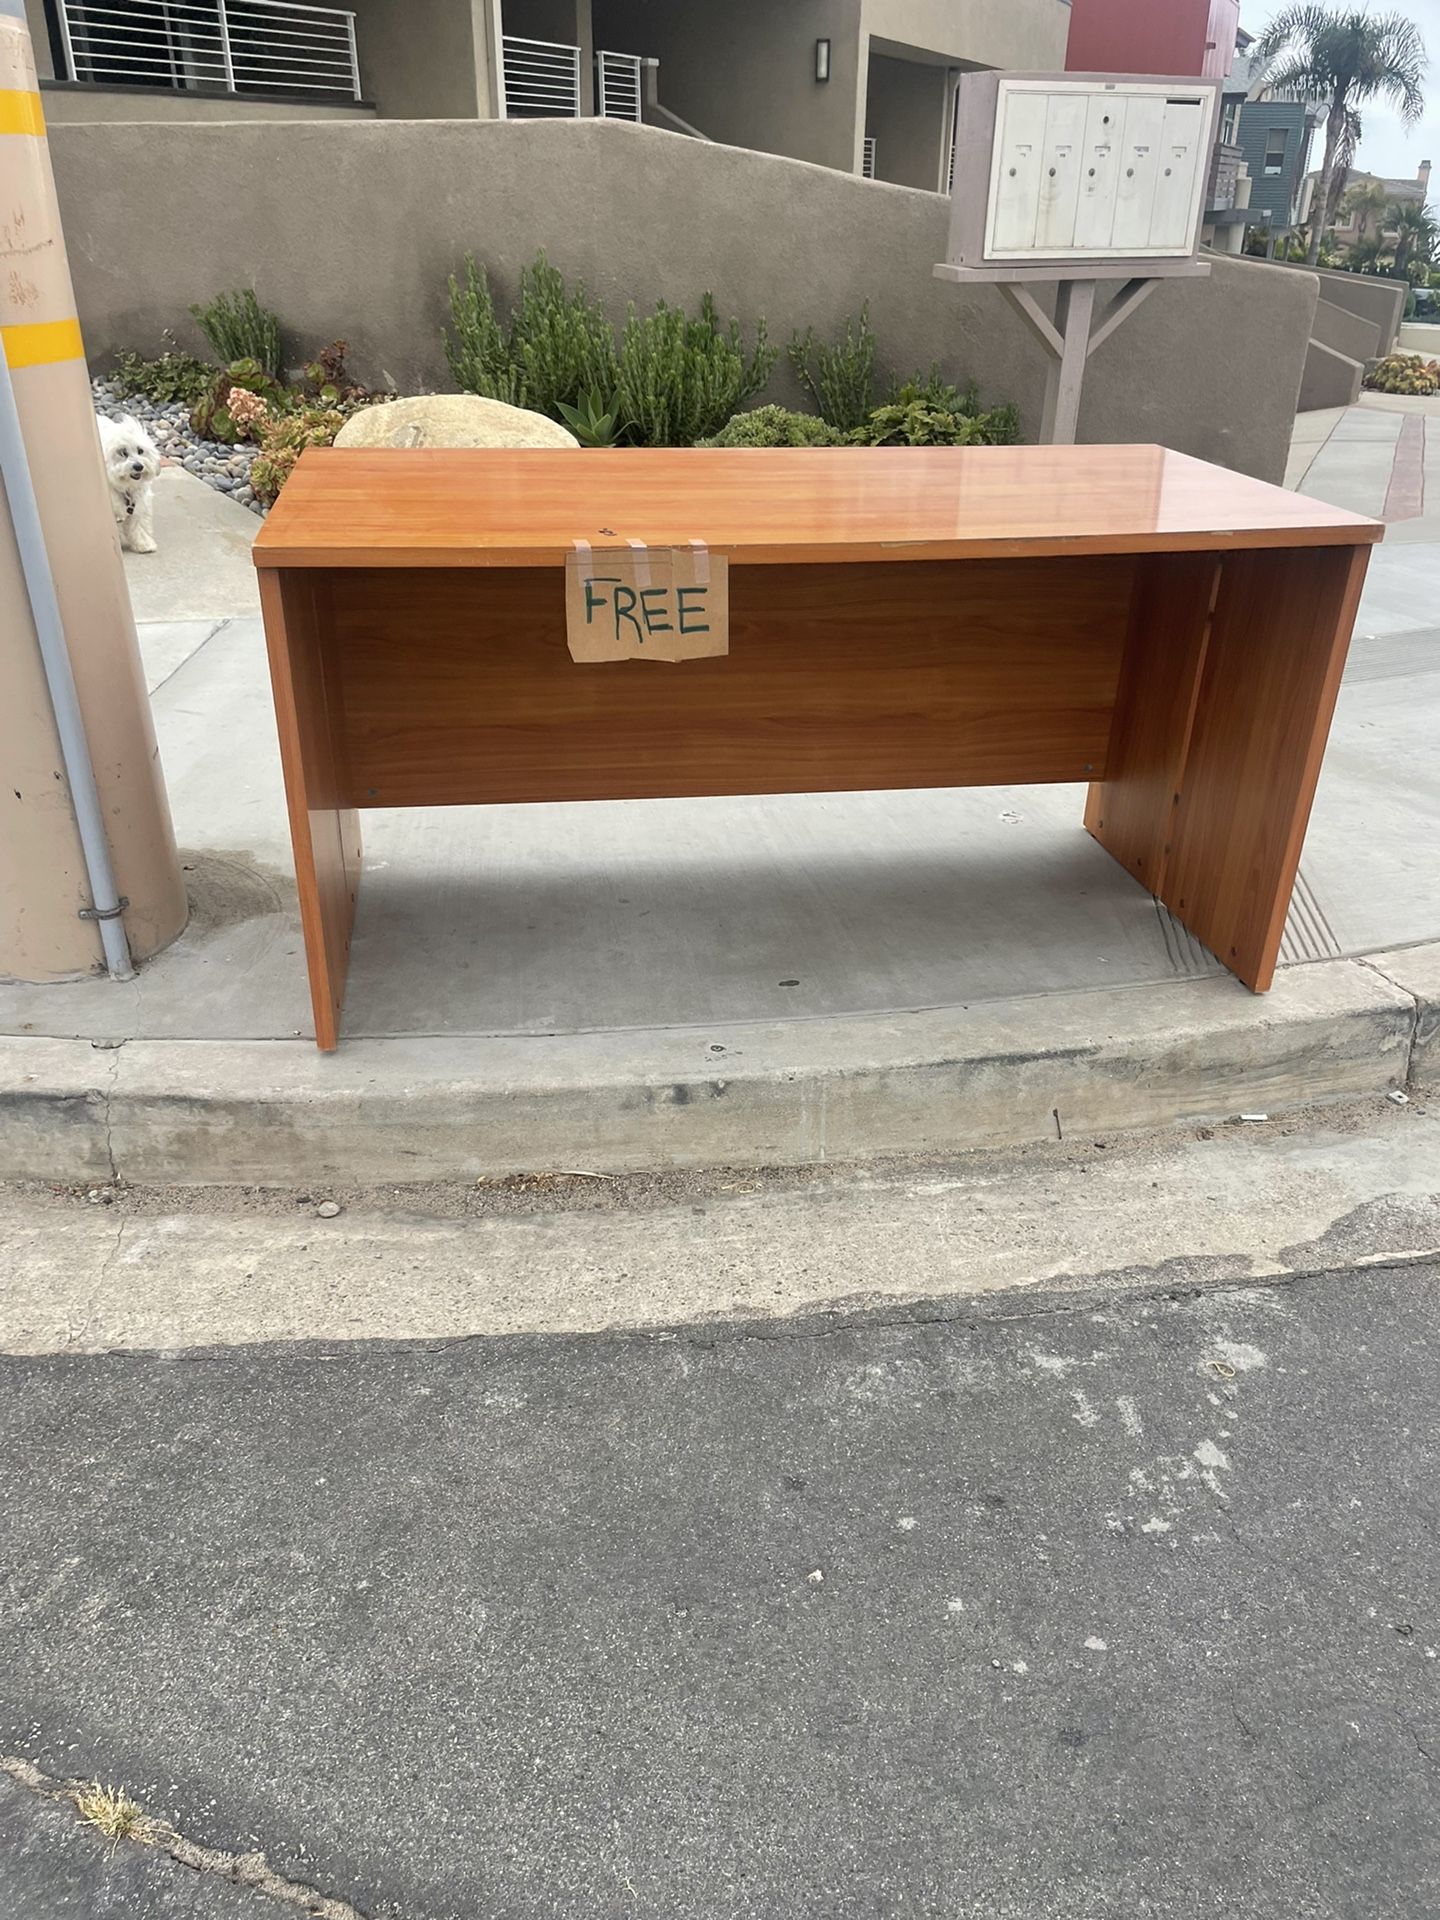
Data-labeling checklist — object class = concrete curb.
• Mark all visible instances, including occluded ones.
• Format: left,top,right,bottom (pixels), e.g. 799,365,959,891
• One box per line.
0,956,1422,1186
1368,942,1440,1087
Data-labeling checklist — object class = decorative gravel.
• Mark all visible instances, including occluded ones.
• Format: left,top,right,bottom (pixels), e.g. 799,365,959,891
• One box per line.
92,376,264,516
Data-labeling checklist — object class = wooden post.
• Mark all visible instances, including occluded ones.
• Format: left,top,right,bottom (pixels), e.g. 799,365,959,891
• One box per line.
1039,280,1096,444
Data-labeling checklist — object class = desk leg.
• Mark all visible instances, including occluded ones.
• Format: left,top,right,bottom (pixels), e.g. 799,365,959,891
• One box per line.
1087,544,1369,993
259,570,361,1051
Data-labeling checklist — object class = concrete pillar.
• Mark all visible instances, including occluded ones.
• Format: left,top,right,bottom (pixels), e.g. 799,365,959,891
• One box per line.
0,0,187,982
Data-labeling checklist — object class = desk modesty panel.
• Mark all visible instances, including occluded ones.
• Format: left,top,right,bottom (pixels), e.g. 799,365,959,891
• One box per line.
253,445,1382,1050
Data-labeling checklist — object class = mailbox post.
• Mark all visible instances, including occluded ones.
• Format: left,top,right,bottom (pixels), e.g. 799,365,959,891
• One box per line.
935,71,1222,444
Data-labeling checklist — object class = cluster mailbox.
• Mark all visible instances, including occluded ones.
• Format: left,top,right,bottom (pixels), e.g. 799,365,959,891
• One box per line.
946,72,1220,270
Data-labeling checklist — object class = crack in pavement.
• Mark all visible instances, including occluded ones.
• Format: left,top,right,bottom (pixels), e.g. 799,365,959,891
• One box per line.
0,1755,371,1919
146,618,234,701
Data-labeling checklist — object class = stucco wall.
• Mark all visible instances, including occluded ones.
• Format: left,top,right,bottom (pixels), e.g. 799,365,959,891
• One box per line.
864,0,1070,70
38,84,377,122
49,117,1314,480
351,0,490,119
594,0,864,171
1304,267,1406,355
23,0,53,75
865,52,947,190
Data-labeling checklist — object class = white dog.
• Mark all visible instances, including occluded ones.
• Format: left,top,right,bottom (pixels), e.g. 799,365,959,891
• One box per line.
98,412,161,553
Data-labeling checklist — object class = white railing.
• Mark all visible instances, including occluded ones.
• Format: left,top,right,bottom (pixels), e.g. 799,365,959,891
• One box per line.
862,135,877,179
56,0,360,99
595,49,641,122
502,34,581,117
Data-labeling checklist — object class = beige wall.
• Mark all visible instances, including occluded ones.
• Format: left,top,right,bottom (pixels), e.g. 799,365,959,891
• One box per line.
49,116,1315,481
594,0,865,172
351,0,491,118
861,0,1070,69
866,51,947,191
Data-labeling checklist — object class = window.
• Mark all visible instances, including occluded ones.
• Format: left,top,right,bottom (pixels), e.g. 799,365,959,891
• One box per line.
1263,128,1288,176
1220,99,1240,143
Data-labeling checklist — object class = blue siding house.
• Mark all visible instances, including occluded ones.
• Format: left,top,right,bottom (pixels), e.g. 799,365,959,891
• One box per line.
1237,99,1315,230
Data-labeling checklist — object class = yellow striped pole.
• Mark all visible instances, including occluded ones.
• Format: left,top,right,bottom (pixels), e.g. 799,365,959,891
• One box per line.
0,0,186,982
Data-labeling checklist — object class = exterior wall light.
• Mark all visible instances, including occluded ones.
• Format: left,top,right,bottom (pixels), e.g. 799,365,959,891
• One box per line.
815,37,831,83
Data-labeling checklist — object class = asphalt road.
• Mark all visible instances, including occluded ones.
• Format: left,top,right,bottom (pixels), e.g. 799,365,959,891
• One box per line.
2,1262,1438,1919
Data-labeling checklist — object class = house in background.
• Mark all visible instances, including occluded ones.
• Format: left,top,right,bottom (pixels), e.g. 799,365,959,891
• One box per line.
1307,160,1433,255
25,0,1071,189
1202,28,1256,256
1226,36,1322,253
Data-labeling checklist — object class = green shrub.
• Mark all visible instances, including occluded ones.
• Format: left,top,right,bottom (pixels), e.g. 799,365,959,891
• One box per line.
617,294,776,447
556,387,626,447
445,250,617,417
510,253,619,417
444,254,774,445
189,357,287,444
249,405,346,507
852,378,1022,448
1364,350,1440,394
190,289,283,378
697,406,847,448
444,257,522,404
112,347,214,406
788,305,877,432
299,338,376,409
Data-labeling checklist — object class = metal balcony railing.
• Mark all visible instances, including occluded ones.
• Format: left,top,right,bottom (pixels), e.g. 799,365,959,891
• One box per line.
55,0,360,99
596,49,641,122
501,34,581,117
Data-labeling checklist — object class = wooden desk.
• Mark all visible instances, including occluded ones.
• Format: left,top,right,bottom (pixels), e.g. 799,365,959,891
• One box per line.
253,445,1381,1051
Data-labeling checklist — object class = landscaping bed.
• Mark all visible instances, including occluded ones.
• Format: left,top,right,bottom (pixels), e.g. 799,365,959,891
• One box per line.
99,259,1022,515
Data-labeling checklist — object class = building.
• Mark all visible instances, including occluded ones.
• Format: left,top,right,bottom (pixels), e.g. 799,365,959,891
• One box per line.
1306,161,1434,253
1202,30,1255,255
1064,0,1254,254
1225,39,1321,248
1064,0,1241,78
1236,99,1318,236
24,0,1070,189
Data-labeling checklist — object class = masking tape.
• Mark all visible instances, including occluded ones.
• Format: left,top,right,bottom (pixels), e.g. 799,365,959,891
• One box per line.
1,316,84,369
626,538,652,590
571,538,593,578
0,86,43,135
689,539,710,586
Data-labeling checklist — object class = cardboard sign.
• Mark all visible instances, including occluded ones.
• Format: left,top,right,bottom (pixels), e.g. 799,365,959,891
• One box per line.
565,546,729,663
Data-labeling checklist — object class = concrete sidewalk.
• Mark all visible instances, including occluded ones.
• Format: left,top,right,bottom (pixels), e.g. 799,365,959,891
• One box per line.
1,416,1437,1181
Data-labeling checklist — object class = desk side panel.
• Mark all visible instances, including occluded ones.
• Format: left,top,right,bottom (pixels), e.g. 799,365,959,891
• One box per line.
258,569,362,1051
1158,543,1370,992
327,557,1134,807
1084,550,1222,888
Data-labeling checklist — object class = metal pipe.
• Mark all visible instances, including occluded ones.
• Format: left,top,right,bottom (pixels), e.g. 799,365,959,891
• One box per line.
0,335,135,981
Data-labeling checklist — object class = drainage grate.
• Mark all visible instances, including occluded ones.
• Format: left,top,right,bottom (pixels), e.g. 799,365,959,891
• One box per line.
1279,866,1343,965
1154,900,1221,977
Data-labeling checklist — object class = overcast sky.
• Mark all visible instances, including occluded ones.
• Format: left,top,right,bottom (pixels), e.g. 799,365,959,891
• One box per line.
1243,0,1438,188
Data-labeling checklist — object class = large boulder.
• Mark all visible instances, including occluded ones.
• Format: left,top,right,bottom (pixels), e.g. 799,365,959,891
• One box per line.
334,394,579,450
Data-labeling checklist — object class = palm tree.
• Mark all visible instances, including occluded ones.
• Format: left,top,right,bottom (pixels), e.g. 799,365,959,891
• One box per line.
1347,233,1395,271
1389,197,1440,275
1253,6,1427,265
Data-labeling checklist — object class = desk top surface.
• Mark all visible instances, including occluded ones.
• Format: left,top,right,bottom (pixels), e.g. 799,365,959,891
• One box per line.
253,443,1382,570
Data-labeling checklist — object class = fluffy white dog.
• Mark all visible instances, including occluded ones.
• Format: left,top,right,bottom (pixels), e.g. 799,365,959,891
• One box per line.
98,412,161,553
